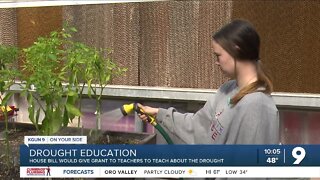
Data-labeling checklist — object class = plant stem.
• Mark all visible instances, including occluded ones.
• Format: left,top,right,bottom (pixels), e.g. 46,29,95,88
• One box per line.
29,93,44,133
3,104,12,168
97,85,104,131
0,95,11,168
77,83,85,128
90,84,97,96
96,97,101,130
31,93,45,113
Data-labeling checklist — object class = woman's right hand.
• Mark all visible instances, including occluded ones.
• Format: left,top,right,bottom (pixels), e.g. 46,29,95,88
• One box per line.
137,103,159,122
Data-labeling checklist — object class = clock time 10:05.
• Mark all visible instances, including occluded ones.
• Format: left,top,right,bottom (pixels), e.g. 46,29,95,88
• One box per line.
264,149,281,155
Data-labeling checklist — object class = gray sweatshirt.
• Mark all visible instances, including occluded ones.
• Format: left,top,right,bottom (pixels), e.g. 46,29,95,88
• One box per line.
156,80,279,145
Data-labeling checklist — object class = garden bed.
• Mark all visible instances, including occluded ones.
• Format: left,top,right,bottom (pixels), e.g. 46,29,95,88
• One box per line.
0,122,156,179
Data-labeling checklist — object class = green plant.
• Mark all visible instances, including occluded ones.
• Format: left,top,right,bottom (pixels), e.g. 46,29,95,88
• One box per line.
80,47,126,132
64,30,126,134
22,27,81,135
0,45,20,93
63,38,94,128
22,25,126,136
0,44,20,168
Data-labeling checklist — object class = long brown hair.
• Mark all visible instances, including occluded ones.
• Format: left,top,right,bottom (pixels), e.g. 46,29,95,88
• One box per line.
213,19,273,105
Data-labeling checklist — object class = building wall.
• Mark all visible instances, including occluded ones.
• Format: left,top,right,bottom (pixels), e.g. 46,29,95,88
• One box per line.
232,0,320,144
0,8,17,46
1,2,320,93
16,7,62,48
63,4,140,86
62,1,231,88
232,0,320,93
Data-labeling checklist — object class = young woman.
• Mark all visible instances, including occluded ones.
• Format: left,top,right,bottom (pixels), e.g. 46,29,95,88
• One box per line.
138,19,279,144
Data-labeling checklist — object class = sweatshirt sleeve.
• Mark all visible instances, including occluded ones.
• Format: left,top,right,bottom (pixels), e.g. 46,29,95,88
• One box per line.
236,95,280,144
155,96,216,144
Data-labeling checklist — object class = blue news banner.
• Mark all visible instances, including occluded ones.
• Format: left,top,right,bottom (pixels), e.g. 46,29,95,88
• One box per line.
20,145,320,167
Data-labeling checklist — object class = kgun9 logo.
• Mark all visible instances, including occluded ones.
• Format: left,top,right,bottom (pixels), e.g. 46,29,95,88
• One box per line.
292,147,306,165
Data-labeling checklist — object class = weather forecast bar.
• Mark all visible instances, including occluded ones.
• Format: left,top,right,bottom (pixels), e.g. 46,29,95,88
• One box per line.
20,144,320,178
20,166,320,178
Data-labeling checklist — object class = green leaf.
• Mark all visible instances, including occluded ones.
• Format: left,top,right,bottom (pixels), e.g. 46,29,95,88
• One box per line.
65,103,82,116
67,90,78,97
28,105,35,125
35,108,41,125
87,79,92,98
27,92,33,106
3,81,13,90
40,118,49,135
1,92,13,105
104,74,111,84
0,81,5,93
48,54,57,61
63,110,69,127
69,100,78,112
50,31,58,37
70,27,78,32
67,110,75,126
51,108,63,134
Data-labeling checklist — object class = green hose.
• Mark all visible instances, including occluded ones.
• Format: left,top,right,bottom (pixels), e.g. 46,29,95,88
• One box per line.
132,103,174,144
154,124,174,144
133,104,182,178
